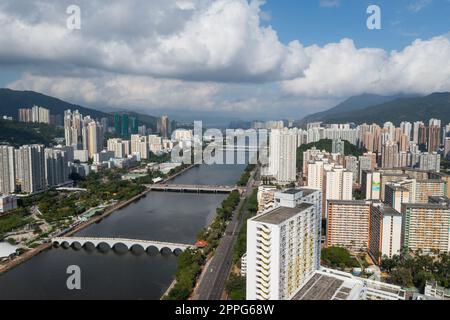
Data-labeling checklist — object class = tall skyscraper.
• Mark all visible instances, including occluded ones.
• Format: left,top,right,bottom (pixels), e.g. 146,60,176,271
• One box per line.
131,117,139,135
445,137,450,160
131,135,149,160
121,114,130,138
44,148,70,187
325,166,353,201
269,128,297,185
85,121,104,158
419,152,441,172
64,110,83,148
0,146,16,194
428,125,441,153
17,145,45,194
246,189,321,300
158,115,170,139
369,203,403,264
114,114,121,136
381,141,399,169
19,106,50,124
332,139,345,154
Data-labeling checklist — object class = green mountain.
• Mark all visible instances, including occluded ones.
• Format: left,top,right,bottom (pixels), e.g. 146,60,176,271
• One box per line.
0,88,157,129
324,92,450,125
298,94,409,126
0,88,111,120
0,120,64,147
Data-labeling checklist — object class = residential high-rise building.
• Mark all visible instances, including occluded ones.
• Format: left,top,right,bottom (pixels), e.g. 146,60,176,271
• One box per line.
0,146,16,194
345,156,358,183
381,141,399,169
85,121,104,158
158,115,170,139
31,105,50,124
369,203,403,264
444,137,450,160
419,152,441,172
130,135,149,160
17,145,45,194
19,106,50,124
332,139,345,155
327,200,372,253
325,166,353,201
18,108,32,123
361,170,381,200
385,182,411,212
269,128,297,184
107,138,131,159
246,189,321,300
428,125,441,153
44,148,70,187
414,179,446,203
401,202,450,254
64,110,83,148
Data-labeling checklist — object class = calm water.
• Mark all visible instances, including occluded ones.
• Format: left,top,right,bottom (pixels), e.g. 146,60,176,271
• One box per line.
0,162,244,300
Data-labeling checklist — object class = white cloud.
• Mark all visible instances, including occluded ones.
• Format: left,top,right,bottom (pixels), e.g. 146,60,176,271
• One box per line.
0,0,306,83
1,0,450,115
9,73,221,112
281,35,450,98
408,0,432,12
319,0,340,8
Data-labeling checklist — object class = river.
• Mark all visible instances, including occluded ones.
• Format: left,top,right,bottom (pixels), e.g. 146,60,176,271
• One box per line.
0,162,246,300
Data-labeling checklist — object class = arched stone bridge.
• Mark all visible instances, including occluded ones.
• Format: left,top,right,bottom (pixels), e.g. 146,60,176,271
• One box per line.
52,237,192,254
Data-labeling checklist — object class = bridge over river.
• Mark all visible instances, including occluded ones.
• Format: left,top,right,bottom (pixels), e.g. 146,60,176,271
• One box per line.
147,184,242,194
52,237,192,254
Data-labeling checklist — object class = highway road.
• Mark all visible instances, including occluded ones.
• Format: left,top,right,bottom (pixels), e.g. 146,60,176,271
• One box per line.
193,167,258,300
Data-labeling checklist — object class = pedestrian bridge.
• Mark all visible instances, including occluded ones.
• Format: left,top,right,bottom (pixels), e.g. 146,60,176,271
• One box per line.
147,184,239,193
52,237,192,254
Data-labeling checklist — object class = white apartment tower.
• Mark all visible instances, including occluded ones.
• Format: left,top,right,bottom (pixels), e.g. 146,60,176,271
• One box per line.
369,203,403,264
247,189,322,300
269,129,297,185
325,166,353,201
0,146,16,194
17,145,45,194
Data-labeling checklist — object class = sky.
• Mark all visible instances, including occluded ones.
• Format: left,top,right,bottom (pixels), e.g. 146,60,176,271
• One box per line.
0,0,449,121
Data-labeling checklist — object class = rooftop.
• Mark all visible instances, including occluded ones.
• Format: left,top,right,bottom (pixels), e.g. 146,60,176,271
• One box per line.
373,204,402,216
327,200,371,206
253,203,313,225
280,188,318,196
292,273,348,300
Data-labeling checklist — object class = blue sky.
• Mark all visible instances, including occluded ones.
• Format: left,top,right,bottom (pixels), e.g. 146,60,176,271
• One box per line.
0,0,449,119
263,0,449,50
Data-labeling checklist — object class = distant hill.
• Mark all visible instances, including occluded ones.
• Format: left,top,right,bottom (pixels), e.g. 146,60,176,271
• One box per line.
298,93,415,126
0,120,63,147
0,88,157,129
324,92,450,125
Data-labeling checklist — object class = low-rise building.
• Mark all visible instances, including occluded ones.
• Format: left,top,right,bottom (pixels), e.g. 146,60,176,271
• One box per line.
0,195,17,214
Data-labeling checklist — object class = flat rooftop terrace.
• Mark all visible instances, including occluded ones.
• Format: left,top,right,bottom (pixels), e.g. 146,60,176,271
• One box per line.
253,203,313,225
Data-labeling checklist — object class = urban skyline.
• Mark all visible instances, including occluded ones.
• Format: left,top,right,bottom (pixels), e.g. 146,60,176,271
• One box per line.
1,0,450,307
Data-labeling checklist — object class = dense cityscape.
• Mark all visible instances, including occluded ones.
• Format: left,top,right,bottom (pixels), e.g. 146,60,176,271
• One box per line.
1,103,450,301
0,0,449,312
